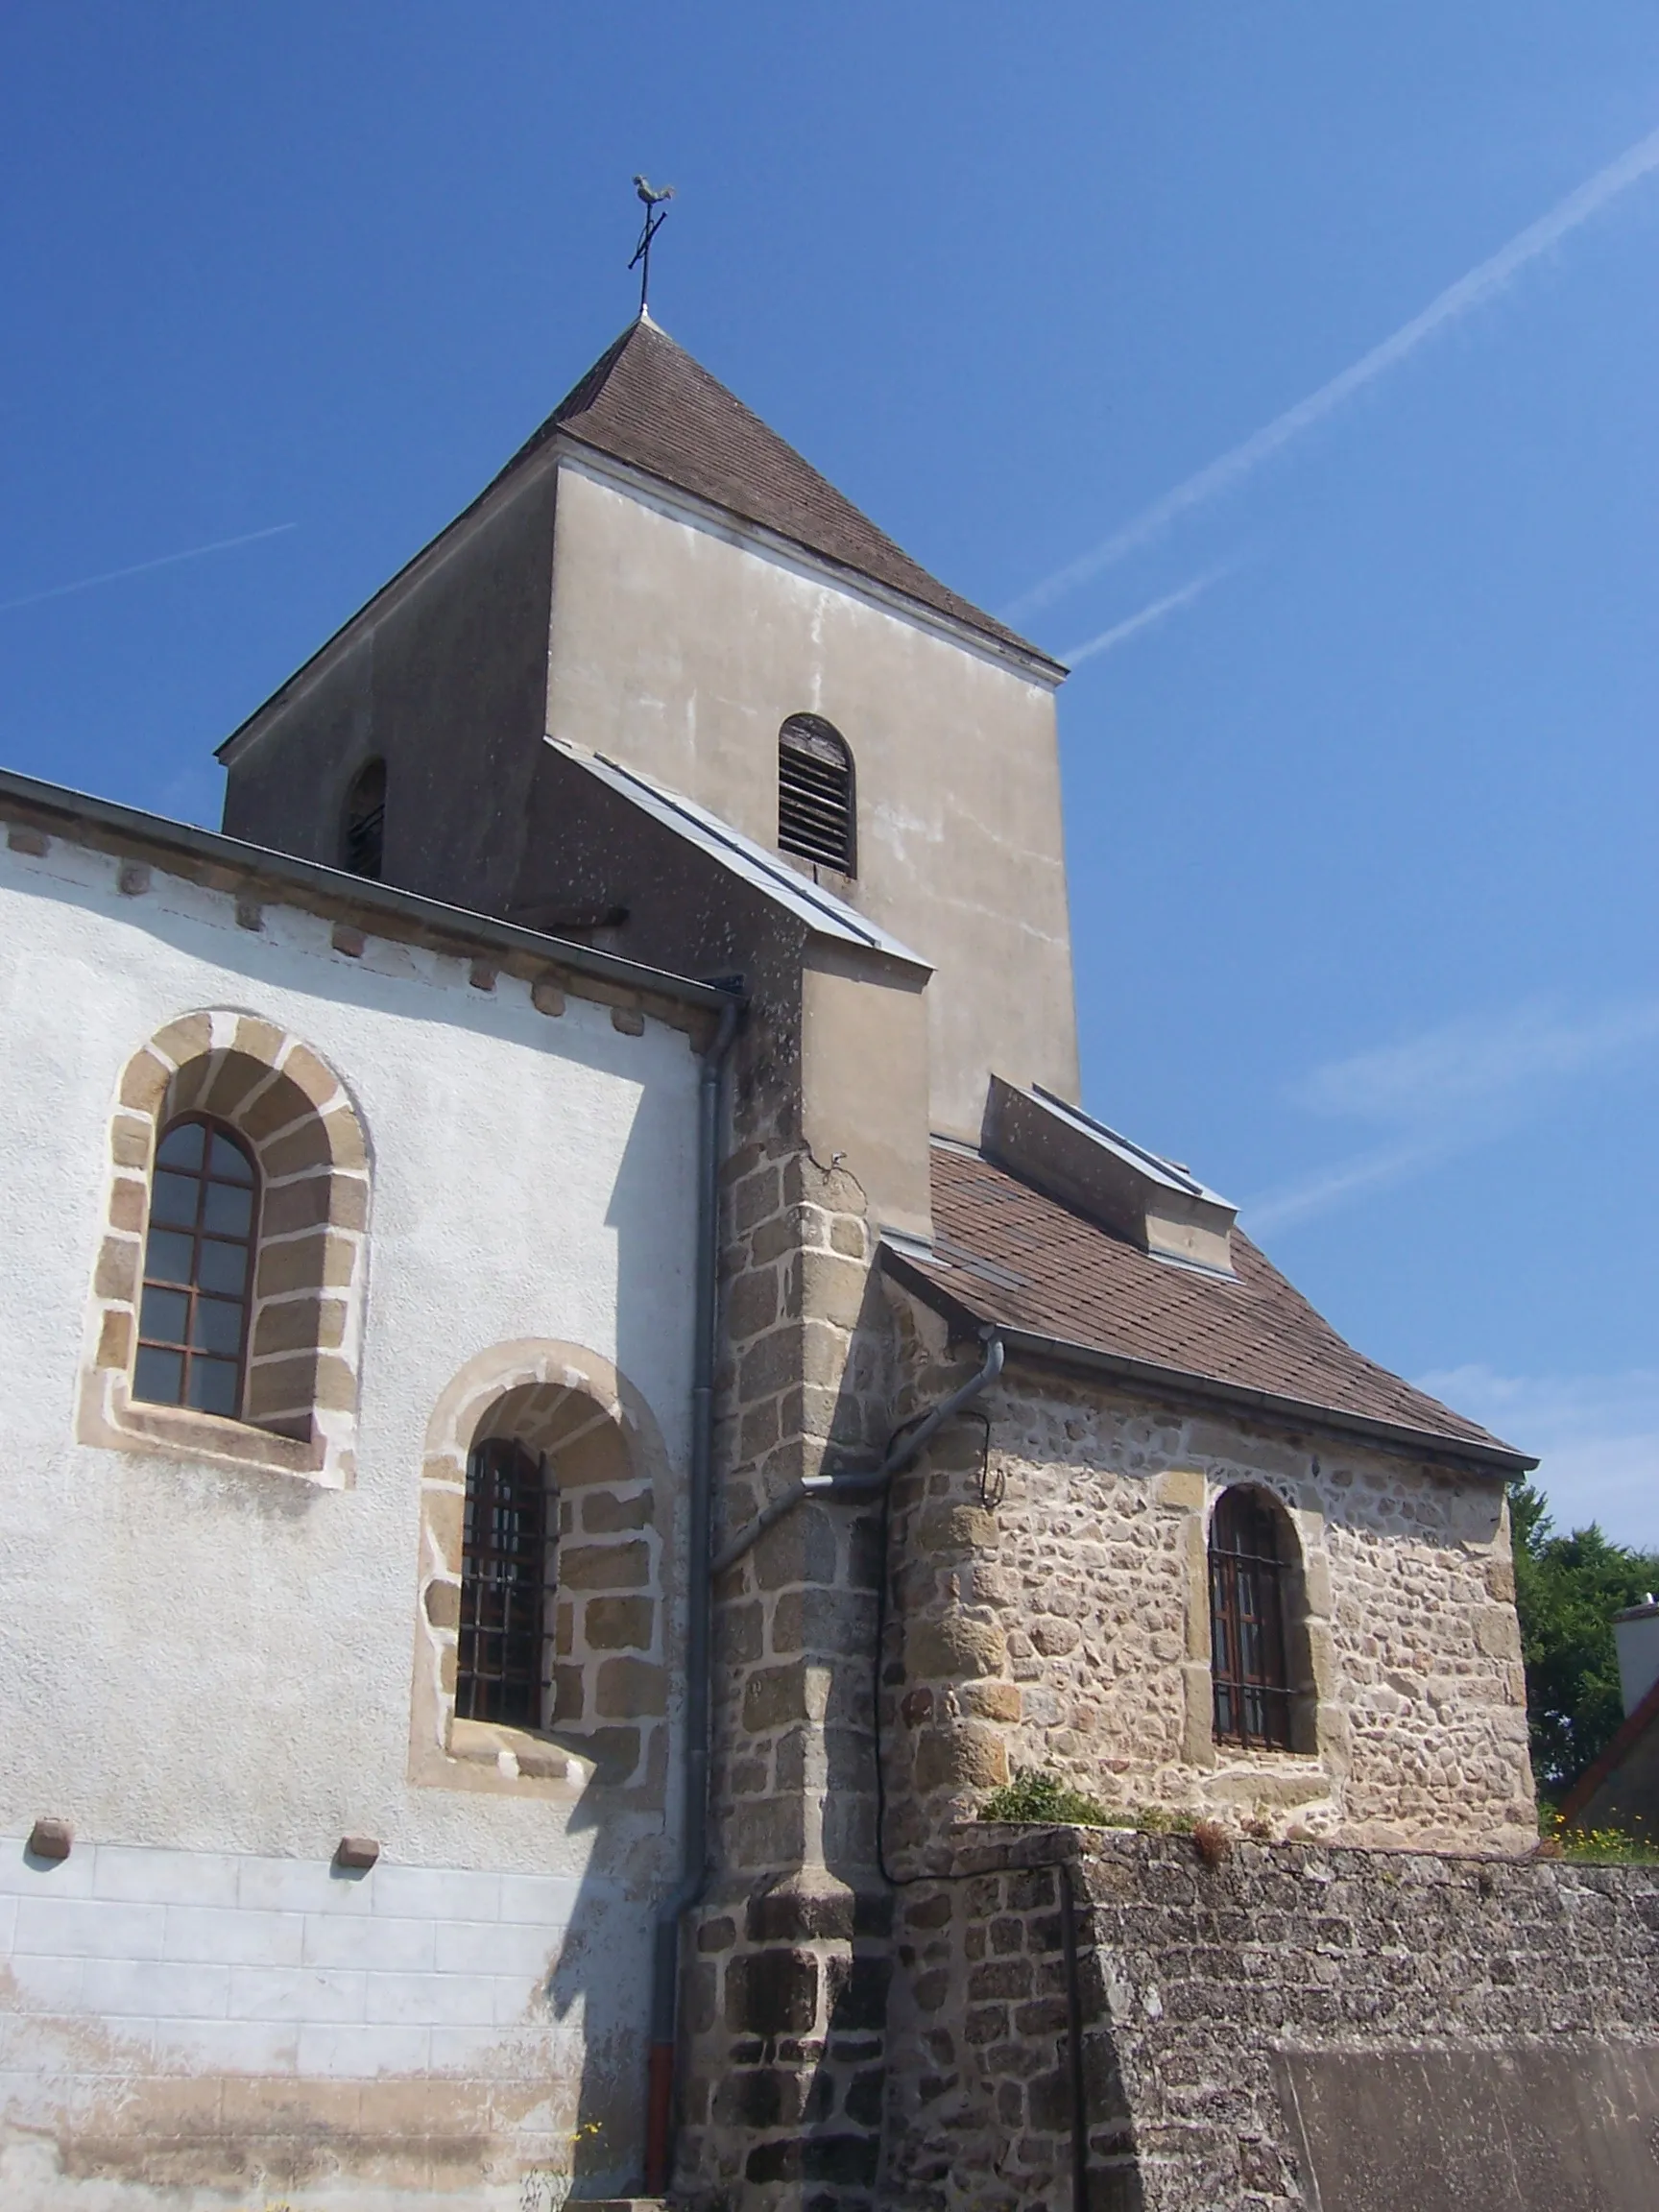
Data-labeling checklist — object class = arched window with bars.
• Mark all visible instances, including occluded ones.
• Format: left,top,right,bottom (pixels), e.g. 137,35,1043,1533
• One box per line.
778,713,855,877
456,1437,555,1728
132,1116,258,1420
1208,1486,1297,1751
341,759,387,881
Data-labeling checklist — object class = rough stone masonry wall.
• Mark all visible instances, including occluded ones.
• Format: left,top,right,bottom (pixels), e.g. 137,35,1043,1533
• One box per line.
885,1297,1536,1858
677,1027,903,2210
883,1825,1659,2212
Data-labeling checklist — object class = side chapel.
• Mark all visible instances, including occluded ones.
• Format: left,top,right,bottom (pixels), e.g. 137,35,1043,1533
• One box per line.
0,310,1540,2209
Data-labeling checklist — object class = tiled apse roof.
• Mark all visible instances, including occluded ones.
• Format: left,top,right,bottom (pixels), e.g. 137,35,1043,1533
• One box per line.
508,315,1053,666
888,1145,1528,1469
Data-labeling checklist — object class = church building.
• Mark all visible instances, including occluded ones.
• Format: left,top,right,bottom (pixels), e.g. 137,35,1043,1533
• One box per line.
0,311,1542,2209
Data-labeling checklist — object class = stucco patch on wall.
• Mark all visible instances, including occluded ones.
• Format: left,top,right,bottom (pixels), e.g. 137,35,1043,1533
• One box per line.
0,1836,648,2206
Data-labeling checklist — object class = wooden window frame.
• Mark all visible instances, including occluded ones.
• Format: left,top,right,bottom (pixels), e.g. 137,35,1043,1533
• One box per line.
1209,1486,1295,1751
132,1113,258,1421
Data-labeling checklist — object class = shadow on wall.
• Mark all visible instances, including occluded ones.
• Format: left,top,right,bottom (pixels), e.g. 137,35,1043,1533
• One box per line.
700,1256,976,2203
544,1063,700,2197
400,1042,700,2200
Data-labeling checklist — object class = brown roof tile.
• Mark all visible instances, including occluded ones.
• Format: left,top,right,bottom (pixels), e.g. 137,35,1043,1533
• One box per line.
507,316,1053,665
890,1144,1527,1467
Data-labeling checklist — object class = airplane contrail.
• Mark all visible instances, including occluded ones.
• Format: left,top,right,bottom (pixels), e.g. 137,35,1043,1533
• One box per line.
0,522,297,614
1008,121,1659,622
1060,564,1236,668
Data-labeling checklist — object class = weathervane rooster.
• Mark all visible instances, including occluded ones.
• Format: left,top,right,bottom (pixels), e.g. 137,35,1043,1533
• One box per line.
629,175,676,315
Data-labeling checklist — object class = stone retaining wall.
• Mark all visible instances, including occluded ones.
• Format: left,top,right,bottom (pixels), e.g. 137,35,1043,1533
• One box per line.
883,1825,1659,2212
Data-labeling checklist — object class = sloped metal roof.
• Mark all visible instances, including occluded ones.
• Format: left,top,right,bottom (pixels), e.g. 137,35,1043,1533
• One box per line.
547,741,930,971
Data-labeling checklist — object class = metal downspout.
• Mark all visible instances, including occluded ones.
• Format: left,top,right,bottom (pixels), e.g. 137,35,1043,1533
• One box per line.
709,1330,1006,1577
645,994,738,2196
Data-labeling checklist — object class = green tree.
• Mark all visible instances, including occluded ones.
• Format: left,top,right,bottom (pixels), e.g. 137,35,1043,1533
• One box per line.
1509,1478,1659,1792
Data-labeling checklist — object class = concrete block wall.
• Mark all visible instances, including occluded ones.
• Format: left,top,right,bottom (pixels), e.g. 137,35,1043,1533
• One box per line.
0,1835,650,2205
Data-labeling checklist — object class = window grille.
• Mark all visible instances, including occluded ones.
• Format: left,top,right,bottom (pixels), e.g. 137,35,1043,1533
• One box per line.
456,1439,552,1727
1209,1487,1294,1750
342,759,387,880
133,1116,258,1419
778,714,855,876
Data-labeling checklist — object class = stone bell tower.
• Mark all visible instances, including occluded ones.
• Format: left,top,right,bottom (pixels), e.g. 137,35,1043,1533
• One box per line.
217,309,1079,1145
215,311,1090,2207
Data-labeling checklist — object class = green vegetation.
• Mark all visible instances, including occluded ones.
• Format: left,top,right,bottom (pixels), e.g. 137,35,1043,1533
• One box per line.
1509,1478,1659,1791
1537,1808,1659,1866
977,1767,1200,1834
978,1768,1126,1827
1131,1803,1199,1836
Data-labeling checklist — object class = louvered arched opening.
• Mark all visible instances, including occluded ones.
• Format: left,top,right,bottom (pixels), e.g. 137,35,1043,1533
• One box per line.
778,714,855,877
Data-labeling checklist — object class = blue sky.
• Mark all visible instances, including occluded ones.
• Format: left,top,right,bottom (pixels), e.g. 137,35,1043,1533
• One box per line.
3,4,1654,1542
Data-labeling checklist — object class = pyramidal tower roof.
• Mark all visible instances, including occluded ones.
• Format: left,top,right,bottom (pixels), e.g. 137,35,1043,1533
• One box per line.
507,313,1055,666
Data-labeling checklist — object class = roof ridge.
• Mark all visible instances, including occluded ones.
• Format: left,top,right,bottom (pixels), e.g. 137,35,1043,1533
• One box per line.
498,318,1060,667
547,316,643,422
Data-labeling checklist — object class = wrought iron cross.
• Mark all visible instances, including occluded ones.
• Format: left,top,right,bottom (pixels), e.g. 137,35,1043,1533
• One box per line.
629,175,675,314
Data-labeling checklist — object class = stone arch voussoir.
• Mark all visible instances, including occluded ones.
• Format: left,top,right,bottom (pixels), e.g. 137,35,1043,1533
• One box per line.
81,1009,371,1487
410,1339,675,1803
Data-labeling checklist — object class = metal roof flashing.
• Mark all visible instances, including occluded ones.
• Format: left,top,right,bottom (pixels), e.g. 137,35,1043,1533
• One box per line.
985,1075,1238,1276
1029,1084,1234,1207
544,739,931,972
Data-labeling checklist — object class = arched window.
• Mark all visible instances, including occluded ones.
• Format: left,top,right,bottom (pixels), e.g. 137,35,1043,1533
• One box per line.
457,1438,554,1726
132,1116,258,1419
1209,1487,1294,1750
341,759,387,880
85,1015,371,1486
778,713,855,876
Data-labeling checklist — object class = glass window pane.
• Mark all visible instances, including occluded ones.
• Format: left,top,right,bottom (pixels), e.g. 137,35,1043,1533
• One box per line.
139,1284,190,1346
209,1132,254,1184
188,1358,240,1417
133,1345,184,1406
143,1228,195,1286
201,1181,253,1238
156,1122,205,1170
197,1238,249,1295
191,1296,244,1356
151,1170,200,1229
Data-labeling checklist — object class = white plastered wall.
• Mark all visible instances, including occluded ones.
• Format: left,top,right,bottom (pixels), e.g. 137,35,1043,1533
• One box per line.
0,830,701,2204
